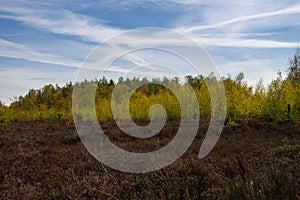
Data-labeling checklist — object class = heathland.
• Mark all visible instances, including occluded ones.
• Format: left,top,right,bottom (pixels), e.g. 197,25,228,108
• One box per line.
1,50,300,199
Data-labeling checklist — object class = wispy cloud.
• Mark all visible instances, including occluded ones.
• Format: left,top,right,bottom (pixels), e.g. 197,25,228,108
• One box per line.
1,1,299,49
0,4,122,43
0,39,81,67
192,37,299,48
183,3,300,33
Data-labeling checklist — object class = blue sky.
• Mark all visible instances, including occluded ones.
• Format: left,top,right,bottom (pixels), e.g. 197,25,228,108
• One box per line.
0,0,300,104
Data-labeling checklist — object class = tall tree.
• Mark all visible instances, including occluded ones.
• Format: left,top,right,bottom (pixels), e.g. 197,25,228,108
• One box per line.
287,48,300,85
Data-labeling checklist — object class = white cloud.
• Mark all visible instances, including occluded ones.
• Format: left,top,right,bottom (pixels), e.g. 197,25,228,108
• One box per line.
0,4,122,43
1,1,299,50
0,39,81,67
192,37,299,48
183,3,300,33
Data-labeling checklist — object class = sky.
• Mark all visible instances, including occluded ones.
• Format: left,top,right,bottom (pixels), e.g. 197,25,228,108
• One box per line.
0,0,300,105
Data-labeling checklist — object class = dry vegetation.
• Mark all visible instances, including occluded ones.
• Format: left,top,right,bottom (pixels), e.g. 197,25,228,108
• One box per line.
1,119,300,199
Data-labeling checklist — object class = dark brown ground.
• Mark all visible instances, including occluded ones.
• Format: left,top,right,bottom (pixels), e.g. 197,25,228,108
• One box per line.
1,119,300,199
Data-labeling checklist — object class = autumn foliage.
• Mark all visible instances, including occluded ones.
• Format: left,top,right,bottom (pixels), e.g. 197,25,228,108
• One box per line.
1,50,300,126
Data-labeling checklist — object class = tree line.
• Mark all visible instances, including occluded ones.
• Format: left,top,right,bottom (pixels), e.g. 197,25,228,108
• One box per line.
0,49,300,126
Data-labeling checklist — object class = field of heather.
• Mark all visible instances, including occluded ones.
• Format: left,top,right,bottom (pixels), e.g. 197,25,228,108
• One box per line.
1,120,300,199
